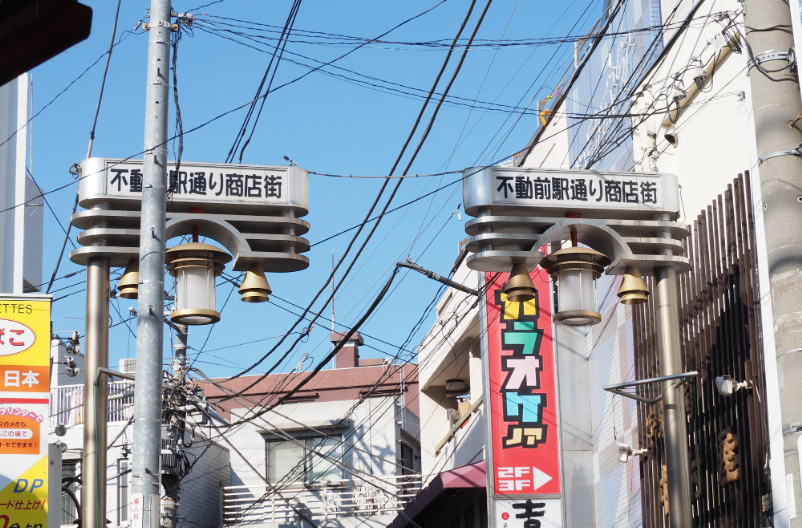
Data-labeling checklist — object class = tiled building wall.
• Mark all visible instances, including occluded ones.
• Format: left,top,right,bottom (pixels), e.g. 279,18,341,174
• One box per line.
587,274,643,527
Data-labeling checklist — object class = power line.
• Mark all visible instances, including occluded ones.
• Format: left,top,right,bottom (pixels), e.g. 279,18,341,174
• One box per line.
226,0,303,164
213,0,484,396
86,0,123,158
0,29,143,152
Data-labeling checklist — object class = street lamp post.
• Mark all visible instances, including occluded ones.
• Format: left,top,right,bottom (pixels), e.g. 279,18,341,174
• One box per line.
461,166,691,527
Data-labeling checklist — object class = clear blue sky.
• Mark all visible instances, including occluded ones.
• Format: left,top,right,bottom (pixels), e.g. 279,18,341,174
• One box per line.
29,0,602,378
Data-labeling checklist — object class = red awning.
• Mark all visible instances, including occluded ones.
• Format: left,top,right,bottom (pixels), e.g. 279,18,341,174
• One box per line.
387,461,485,528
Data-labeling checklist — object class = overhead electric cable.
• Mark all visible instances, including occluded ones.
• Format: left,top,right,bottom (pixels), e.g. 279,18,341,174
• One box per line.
213,0,483,393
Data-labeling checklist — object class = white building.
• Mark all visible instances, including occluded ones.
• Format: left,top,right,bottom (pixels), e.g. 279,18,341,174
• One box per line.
201,332,422,528
391,0,787,526
0,74,43,294
49,353,231,528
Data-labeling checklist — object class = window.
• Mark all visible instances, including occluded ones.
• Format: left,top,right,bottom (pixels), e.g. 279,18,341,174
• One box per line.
267,436,343,486
117,459,129,524
62,462,79,526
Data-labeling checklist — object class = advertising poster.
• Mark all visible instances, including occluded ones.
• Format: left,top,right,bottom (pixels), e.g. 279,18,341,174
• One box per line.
483,269,561,500
0,295,52,528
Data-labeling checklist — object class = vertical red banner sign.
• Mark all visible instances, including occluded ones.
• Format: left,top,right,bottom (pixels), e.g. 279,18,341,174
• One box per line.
485,269,561,496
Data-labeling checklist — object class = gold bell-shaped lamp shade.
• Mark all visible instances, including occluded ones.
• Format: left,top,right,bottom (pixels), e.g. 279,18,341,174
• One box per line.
239,263,272,303
117,259,140,299
503,263,537,303
617,266,649,305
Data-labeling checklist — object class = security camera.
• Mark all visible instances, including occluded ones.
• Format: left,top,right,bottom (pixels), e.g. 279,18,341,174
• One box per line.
664,126,678,146
55,424,67,437
618,443,648,463
715,375,753,396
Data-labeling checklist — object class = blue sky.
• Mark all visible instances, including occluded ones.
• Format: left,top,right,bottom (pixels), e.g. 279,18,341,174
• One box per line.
29,0,602,378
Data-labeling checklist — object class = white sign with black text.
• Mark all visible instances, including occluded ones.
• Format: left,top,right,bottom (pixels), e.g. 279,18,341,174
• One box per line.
105,161,289,204
496,498,562,528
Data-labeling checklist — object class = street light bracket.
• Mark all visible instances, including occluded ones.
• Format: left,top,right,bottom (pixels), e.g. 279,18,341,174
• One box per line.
603,371,698,406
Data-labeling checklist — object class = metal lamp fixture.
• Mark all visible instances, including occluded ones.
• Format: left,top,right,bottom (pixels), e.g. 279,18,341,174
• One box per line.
503,262,537,303
540,247,610,326
165,242,232,325
238,263,272,303
618,443,648,463
715,375,753,396
617,266,649,305
117,259,140,299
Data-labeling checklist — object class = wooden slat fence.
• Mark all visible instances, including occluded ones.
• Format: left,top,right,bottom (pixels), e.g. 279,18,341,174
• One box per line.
634,172,772,527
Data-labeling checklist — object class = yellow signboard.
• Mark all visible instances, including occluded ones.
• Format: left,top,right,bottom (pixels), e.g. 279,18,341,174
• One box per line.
0,295,52,528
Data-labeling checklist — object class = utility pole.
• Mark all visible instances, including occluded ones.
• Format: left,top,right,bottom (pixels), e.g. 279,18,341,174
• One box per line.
131,2,171,528
745,0,802,522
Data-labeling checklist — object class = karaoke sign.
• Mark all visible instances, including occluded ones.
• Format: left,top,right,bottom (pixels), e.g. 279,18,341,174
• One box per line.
483,268,562,525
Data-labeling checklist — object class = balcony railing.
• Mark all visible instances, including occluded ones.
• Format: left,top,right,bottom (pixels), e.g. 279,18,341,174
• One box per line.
223,473,422,524
50,382,135,428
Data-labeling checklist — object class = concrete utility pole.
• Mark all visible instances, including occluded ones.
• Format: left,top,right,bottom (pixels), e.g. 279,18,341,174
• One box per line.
745,0,802,522
131,1,171,528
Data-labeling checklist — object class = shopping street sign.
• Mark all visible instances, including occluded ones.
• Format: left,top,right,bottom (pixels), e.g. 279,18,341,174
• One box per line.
78,158,309,214
463,166,678,219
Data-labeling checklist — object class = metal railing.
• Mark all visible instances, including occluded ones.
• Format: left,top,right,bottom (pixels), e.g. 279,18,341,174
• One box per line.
223,473,422,524
50,381,135,427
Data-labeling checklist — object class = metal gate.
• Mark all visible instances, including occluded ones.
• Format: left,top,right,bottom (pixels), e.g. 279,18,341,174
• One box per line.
633,172,772,527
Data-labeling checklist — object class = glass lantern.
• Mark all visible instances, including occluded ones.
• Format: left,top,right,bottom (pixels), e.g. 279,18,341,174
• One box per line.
165,243,232,325
540,247,610,326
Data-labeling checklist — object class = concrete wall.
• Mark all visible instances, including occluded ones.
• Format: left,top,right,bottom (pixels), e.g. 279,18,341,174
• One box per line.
632,0,749,220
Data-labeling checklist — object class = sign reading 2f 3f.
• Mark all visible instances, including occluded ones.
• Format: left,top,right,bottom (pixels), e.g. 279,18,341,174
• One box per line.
484,270,560,497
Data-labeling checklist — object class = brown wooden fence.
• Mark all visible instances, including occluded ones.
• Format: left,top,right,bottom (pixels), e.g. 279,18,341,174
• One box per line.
633,172,772,527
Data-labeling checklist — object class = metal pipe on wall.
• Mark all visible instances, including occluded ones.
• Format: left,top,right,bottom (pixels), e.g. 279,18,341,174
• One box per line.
131,1,171,528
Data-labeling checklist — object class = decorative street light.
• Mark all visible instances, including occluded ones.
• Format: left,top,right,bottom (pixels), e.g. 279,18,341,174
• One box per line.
539,247,610,326
165,243,232,325
502,262,537,303
118,259,140,299
238,263,272,303
617,266,650,305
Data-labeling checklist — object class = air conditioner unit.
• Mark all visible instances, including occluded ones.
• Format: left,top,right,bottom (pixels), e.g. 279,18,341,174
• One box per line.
119,358,136,375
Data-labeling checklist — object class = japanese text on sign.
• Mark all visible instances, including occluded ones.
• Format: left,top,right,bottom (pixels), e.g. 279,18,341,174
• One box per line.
0,320,35,357
485,271,560,496
105,162,289,205
492,173,661,208
496,498,562,528
0,296,51,528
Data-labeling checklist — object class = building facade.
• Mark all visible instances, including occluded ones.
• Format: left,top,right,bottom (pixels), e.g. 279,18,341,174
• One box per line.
201,332,422,528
